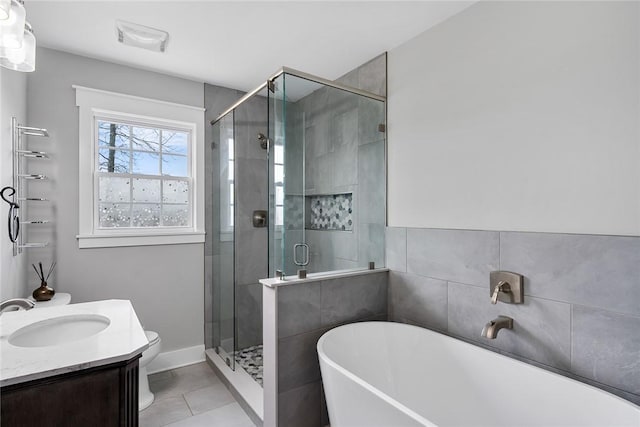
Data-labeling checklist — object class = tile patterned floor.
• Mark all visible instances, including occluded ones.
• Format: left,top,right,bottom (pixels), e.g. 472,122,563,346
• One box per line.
140,362,255,427
234,345,263,386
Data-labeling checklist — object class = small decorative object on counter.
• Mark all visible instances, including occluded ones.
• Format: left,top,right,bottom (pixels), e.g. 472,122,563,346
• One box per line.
31,261,56,302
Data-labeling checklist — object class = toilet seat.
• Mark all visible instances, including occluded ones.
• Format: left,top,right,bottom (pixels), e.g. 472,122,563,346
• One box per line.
145,331,160,346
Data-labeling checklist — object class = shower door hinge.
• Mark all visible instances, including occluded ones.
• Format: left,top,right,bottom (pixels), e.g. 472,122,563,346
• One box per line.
378,124,386,133
267,80,276,93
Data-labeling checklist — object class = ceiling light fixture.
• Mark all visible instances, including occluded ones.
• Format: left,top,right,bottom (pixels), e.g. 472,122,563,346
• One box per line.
116,20,168,53
0,0,25,49
0,21,35,72
0,0,11,20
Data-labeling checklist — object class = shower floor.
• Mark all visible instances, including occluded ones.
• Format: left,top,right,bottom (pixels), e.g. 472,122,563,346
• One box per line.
234,345,263,386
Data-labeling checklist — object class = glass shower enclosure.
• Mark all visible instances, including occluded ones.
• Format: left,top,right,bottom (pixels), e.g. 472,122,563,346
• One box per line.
210,68,386,383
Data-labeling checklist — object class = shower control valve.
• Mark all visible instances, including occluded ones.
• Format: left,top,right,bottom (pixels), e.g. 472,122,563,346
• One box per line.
489,271,524,304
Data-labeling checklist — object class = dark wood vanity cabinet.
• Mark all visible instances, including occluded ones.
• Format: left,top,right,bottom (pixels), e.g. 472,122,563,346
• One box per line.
1,355,140,427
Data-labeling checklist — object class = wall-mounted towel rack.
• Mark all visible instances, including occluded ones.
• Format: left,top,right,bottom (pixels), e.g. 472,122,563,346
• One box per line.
11,117,51,256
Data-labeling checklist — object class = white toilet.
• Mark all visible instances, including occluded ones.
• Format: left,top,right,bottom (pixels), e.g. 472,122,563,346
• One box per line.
139,330,161,411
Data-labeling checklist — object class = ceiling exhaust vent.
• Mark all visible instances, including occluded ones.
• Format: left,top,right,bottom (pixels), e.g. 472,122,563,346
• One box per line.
116,20,168,53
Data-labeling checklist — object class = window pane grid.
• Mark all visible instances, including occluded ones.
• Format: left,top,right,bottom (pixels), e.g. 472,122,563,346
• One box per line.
98,145,187,157
96,119,192,230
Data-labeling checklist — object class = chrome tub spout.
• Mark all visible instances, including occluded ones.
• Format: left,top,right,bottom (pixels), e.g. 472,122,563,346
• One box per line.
481,315,513,339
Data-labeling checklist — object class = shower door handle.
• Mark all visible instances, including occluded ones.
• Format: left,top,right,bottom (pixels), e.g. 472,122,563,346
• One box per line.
293,243,309,267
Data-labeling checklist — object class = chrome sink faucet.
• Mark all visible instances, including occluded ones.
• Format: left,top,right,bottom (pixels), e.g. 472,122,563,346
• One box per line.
481,315,513,339
0,298,36,314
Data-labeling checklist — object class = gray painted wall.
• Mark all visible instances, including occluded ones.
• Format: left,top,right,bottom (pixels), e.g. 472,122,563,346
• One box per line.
25,47,205,353
0,68,28,301
386,228,640,405
387,1,640,235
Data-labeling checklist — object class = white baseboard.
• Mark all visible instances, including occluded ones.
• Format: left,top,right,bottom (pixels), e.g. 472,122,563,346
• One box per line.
147,344,206,374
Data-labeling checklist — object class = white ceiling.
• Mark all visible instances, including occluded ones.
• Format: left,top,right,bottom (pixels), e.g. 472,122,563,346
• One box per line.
25,1,474,93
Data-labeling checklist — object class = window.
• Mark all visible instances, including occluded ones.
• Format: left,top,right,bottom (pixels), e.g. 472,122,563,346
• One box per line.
218,116,234,236
274,142,284,227
96,118,191,229
75,86,205,248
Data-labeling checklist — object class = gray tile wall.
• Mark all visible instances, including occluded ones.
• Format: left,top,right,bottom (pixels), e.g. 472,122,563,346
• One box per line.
275,271,388,427
386,226,640,405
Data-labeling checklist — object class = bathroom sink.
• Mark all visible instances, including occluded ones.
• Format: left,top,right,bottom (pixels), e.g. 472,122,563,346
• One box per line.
8,314,111,348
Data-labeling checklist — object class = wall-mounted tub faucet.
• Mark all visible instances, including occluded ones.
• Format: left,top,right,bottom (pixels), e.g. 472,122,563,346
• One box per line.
0,298,36,314
481,315,513,339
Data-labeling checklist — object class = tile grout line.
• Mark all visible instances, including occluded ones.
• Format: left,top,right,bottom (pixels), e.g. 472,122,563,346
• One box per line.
569,303,573,371
404,227,408,273
182,393,195,417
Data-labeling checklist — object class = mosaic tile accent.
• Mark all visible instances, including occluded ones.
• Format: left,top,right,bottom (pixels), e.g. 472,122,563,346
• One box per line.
309,193,353,231
234,345,263,386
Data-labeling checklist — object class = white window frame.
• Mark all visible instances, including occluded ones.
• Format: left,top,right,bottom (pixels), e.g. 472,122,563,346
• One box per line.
75,85,205,248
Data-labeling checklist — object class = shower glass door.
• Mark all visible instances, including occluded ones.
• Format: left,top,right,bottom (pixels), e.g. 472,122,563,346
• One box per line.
269,71,387,276
212,111,235,369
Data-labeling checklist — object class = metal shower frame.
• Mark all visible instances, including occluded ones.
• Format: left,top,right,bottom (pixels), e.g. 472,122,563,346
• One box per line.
210,66,386,126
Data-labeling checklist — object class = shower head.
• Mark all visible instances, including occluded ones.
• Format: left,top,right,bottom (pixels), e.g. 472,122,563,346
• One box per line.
258,133,268,150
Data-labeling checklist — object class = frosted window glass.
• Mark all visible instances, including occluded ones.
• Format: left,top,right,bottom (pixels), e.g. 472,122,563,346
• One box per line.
131,126,160,152
162,180,189,204
99,203,130,227
98,148,130,173
162,131,188,155
162,155,188,177
132,151,160,175
133,178,161,203
163,204,189,226
99,176,130,202
132,204,161,227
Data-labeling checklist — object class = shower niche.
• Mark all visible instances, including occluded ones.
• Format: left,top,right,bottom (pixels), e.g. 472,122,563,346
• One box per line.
306,193,354,231
209,67,386,394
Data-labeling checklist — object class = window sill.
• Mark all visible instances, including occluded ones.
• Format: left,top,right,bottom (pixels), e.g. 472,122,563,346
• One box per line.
77,231,205,249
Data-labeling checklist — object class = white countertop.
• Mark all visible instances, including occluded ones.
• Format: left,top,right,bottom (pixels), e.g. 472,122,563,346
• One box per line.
0,299,148,387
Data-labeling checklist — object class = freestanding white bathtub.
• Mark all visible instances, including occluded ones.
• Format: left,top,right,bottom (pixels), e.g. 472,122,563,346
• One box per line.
317,321,640,427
